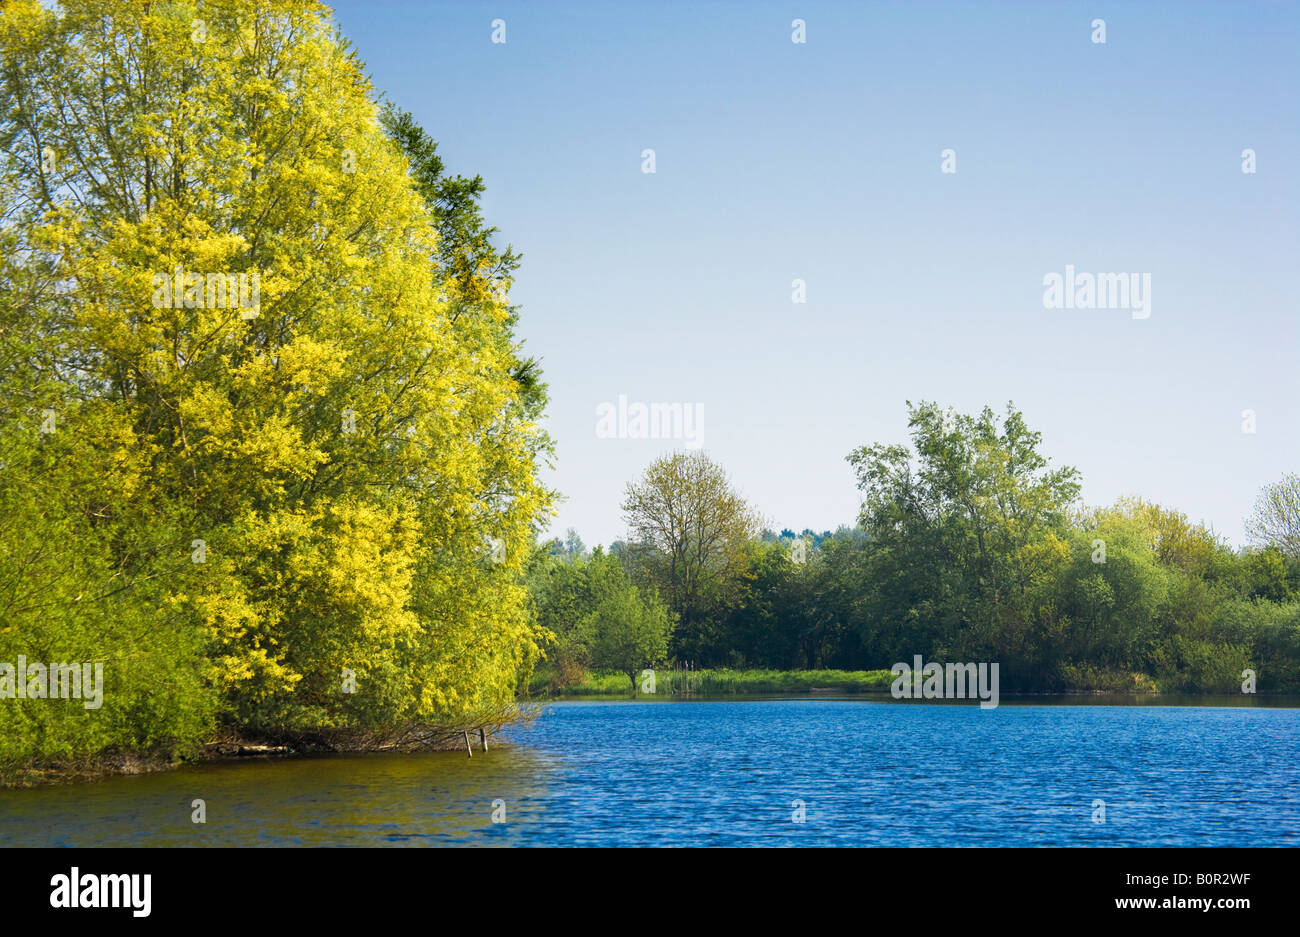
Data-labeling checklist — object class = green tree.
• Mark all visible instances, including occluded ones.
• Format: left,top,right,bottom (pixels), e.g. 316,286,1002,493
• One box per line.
528,546,673,692
1245,546,1292,602
378,103,547,421
579,551,674,693
525,540,594,688
846,402,1080,686
620,451,762,663
1248,474,1300,559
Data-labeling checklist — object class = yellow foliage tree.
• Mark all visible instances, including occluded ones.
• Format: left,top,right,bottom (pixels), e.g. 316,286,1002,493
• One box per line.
0,0,553,757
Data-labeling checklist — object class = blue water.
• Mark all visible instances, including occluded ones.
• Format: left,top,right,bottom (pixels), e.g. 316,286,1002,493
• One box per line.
1,699,1296,846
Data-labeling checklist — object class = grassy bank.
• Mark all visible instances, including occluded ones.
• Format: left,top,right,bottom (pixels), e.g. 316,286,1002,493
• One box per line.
525,666,1180,697
527,667,896,697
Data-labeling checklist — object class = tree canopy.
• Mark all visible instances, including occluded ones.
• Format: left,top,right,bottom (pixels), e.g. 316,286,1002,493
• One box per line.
0,0,552,777
619,450,761,662
532,403,1299,695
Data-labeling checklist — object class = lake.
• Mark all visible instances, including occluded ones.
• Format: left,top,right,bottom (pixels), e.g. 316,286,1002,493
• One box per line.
1,698,1296,847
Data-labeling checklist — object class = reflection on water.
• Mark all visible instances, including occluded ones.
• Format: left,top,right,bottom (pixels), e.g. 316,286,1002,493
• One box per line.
0,747,561,847
1,697,1296,846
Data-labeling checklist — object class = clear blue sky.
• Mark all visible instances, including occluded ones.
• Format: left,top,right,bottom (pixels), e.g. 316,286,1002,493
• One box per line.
330,0,1298,548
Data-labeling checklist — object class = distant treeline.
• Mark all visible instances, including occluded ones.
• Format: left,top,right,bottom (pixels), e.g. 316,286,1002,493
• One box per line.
530,404,1300,694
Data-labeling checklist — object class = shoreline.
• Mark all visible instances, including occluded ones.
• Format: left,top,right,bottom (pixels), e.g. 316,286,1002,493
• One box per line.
0,726,507,790
533,689,1298,705
5,689,1295,790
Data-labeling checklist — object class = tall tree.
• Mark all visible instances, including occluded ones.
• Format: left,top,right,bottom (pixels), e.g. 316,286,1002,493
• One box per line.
378,103,547,421
620,451,762,662
1247,474,1300,559
0,0,552,768
847,402,1080,681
